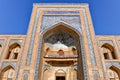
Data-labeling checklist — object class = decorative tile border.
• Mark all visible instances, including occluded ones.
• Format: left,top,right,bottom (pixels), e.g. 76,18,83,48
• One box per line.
26,8,40,66
34,35,42,80
15,38,26,80
82,9,97,66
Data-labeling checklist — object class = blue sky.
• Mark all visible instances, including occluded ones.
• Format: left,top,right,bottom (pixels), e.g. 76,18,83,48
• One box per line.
0,0,120,35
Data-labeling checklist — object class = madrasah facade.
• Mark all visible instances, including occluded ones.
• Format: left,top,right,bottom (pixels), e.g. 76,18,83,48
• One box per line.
0,3,120,80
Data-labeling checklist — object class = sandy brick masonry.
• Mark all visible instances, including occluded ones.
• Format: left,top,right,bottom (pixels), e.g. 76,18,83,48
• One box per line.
0,3,120,80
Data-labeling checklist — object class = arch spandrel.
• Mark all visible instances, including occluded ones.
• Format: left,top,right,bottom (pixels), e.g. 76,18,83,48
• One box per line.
0,62,17,71
40,16,82,34
100,40,113,46
9,40,22,47
106,62,120,70
0,65,15,73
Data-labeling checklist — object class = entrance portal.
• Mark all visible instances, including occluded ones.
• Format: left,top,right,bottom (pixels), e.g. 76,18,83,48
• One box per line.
56,76,65,80
39,25,84,80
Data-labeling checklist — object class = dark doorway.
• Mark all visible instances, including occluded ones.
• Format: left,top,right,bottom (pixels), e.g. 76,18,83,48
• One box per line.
56,76,65,80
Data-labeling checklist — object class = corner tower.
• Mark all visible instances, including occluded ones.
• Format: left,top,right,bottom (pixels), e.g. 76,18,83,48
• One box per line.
17,3,105,80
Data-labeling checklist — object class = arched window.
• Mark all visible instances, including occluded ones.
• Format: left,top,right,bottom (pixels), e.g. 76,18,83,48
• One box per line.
108,66,120,80
46,48,50,52
5,43,21,59
0,65,15,80
57,50,64,56
55,69,66,80
44,47,50,57
102,43,117,60
72,47,77,55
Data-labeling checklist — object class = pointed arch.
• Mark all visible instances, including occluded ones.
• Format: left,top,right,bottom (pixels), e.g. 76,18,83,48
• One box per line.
43,23,80,47
72,47,77,55
5,42,21,59
110,65,120,76
57,49,64,56
0,65,15,80
108,65,120,79
9,42,21,49
101,43,117,59
102,43,114,51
